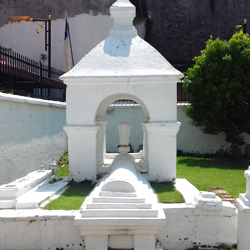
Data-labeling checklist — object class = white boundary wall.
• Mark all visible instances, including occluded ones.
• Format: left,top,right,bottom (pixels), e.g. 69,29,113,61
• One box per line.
0,93,67,185
0,205,237,250
177,105,250,155
106,105,250,155
0,210,83,250
1,96,250,184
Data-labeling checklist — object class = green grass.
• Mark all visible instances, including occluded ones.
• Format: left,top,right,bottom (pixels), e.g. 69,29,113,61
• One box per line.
44,180,94,210
45,154,249,210
55,153,69,177
150,182,185,203
177,157,249,198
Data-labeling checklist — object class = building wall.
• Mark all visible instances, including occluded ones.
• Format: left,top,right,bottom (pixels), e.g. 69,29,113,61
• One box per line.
146,0,250,66
0,13,113,72
1,0,250,71
0,93,67,185
0,0,148,72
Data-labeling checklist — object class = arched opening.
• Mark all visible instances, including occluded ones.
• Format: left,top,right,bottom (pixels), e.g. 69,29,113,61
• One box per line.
95,94,150,174
106,100,144,153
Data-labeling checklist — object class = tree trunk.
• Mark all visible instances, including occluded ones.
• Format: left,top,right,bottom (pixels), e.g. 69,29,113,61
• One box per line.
230,139,241,160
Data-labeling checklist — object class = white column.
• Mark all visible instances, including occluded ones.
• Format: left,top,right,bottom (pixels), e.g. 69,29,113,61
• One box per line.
237,166,250,250
144,122,181,182
96,120,107,173
64,125,99,182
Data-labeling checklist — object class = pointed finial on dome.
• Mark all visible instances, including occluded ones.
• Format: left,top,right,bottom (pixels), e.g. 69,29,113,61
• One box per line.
109,0,137,37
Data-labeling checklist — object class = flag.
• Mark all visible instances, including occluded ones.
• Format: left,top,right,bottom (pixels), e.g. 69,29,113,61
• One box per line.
64,17,70,72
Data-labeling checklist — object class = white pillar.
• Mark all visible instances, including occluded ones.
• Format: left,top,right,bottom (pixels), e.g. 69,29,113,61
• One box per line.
237,166,250,250
144,122,180,182
96,120,107,174
64,125,99,182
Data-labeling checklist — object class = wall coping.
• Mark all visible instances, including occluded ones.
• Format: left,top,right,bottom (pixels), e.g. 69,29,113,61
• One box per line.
0,209,78,221
0,92,66,108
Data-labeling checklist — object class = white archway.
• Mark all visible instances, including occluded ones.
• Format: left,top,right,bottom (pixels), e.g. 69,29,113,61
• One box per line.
95,93,150,175
95,93,150,122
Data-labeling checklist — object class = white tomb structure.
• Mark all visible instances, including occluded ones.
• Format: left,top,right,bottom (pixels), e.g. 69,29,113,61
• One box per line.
75,122,166,250
0,170,52,209
60,0,183,182
237,166,250,250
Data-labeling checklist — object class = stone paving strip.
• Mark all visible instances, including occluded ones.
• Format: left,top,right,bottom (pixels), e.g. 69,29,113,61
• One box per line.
208,187,237,207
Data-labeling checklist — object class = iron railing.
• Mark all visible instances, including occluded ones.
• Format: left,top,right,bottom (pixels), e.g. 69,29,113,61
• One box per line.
0,46,66,101
177,81,189,103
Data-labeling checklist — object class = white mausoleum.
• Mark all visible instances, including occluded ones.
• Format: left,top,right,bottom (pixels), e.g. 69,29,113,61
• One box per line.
60,0,183,182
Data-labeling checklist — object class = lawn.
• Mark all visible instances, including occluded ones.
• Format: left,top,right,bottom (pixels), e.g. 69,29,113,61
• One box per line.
43,154,249,210
44,180,94,210
177,157,249,198
55,153,69,178
150,182,184,203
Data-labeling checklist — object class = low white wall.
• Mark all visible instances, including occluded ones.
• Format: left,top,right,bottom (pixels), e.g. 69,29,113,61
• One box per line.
0,93,67,185
0,205,237,250
158,204,237,250
177,105,250,155
0,210,83,250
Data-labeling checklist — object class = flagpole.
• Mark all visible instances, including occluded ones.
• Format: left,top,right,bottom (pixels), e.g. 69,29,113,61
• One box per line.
67,20,75,67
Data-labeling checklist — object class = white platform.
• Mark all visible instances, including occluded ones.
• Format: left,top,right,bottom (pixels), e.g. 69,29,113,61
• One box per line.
0,170,52,209
16,178,69,209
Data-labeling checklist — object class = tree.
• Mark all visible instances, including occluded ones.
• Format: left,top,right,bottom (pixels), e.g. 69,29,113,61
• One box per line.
183,32,250,159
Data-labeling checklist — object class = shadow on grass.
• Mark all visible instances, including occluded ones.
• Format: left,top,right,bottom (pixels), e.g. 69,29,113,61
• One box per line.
177,157,249,170
150,182,185,203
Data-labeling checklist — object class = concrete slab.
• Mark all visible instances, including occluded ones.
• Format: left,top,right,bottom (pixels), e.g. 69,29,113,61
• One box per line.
0,170,52,209
16,178,69,209
174,178,199,205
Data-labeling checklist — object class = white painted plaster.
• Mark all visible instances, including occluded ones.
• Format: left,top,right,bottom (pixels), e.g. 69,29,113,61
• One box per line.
174,178,199,205
76,116,166,249
64,125,99,182
0,93,67,185
158,203,237,250
0,210,83,250
236,167,250,250
15,177,69,209
106,105,144,153
0,184,238,250
193,191,223,211
61,0,183,182
105,104,250,155
0,170,52,209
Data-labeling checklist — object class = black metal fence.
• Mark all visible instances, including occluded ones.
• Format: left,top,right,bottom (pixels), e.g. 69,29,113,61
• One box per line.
177,81,189,103
0,46,66,101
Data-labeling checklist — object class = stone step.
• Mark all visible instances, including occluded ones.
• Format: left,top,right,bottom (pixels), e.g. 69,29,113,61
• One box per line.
99,191,137,197
86,203,152,209
93,196,146,203
80,208,159,217
15,178,69,209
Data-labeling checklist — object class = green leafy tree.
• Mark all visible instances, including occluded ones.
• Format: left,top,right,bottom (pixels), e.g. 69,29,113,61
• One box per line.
183,32,250,159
